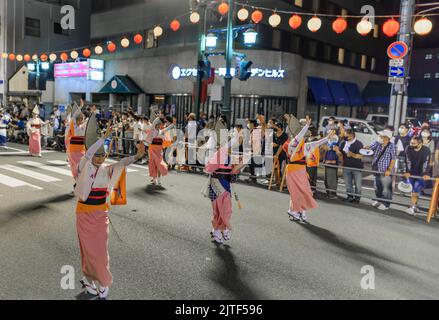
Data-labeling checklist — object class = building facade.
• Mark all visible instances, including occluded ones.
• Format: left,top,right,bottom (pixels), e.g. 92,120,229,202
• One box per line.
0,0,91,104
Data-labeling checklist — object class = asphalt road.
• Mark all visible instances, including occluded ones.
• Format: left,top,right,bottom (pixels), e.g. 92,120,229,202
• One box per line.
0,143,438,300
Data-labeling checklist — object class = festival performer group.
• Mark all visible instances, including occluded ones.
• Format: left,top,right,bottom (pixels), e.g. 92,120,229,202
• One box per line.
0,101,326,299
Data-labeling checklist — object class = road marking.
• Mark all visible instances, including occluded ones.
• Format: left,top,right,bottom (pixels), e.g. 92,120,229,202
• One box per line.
104,159,139,172
47,160,69,166
0,165,61,182
18,161,73,177
0,173,43,190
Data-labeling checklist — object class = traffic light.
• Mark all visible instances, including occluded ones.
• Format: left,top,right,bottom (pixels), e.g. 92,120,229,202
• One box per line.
237,60,253,81
199,59,211,80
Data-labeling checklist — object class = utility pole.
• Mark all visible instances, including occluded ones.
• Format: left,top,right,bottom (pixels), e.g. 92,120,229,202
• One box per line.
389,0,416,130
222,0,234,129
193,0,208,121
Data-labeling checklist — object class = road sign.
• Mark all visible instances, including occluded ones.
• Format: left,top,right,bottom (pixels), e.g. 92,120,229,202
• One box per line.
389,59,404,67
387,41,409,60
388,77,404,85
389,66,405,78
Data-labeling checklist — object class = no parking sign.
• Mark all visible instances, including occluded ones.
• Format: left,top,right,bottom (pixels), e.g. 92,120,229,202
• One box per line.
387,41,409,60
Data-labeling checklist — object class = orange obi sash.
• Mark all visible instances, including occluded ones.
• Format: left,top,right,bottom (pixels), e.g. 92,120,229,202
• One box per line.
69,136,86,152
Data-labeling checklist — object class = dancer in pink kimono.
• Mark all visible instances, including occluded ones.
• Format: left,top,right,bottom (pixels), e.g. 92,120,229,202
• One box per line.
26,106,44,158
67,105,87,180
75,115,145,299
205,140,246,244
285,116,334,222
146,118,169,186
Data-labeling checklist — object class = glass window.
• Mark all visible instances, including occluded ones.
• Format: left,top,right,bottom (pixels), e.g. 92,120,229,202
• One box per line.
25,17,40,37
371,57,377,72
361,55,367,70
424,73,432,79
435,73,439,79
338,48,345,64
425,54,433,60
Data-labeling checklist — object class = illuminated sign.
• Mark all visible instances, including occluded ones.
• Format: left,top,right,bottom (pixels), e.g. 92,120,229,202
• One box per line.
171,65,285,80
55,59,105,81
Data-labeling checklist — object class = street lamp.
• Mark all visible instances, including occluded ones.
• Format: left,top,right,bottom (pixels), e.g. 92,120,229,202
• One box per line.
243,28,258,46
205,33,218,49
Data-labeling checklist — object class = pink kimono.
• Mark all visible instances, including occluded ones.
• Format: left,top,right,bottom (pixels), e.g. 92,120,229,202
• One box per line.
205,146,243,231
146,129,168,179
286,125,328,213
27,118,43,157
75,139,136,288
68,110,87,179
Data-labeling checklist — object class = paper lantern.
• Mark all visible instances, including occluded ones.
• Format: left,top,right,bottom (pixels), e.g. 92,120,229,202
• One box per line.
82,48,91,58
218,2,229,16
107,42,116,53
70,50,79,59
154,26,164,37
332,17,347,34
269,13,282,28
357,19,372,35
307,16,322,32
24,54,31,62
121,38,130,48
95,46,103,55
32,54,39,61
60,52,68,61
16,55,23,62
134,34,143,44
383,18,400,37
2,53,8,59
237,8,249,21
190,12,200,24
40,54,48,62
251,10,263,24
49,53,57,62
8,53,15,61
289,14,302,30
414,17,433,36
170,20,180,32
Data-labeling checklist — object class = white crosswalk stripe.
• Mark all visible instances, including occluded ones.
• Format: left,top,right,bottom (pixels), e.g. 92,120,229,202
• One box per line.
104,159,140,172
0,158,149,192
18,161,73,177
0,164,61,182
0,173,43,190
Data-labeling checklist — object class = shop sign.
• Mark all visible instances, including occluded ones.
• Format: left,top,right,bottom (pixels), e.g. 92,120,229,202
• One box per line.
171,65,285,80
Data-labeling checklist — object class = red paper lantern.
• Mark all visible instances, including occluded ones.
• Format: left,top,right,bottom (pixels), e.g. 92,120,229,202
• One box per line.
8,53,15,61
60,52,68,61
40,53,48,62
107,42,116,53
332,17,348,34
24,54,31,62
289,14,302,30
251,10,263,24
82,48,91,58
383,18,400,37
170,19,180,32
218,2,229,16
134,33,143,44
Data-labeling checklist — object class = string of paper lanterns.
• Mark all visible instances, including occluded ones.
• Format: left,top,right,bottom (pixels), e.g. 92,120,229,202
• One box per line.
2,4,434,63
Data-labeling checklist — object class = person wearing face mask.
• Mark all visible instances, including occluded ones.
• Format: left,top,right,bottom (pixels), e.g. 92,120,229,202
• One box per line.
321,130,340,199
394,124,411,173
334,129,364,203
324,117,337,136
366,130,397,211
403,136,431,215
75,116,146,299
